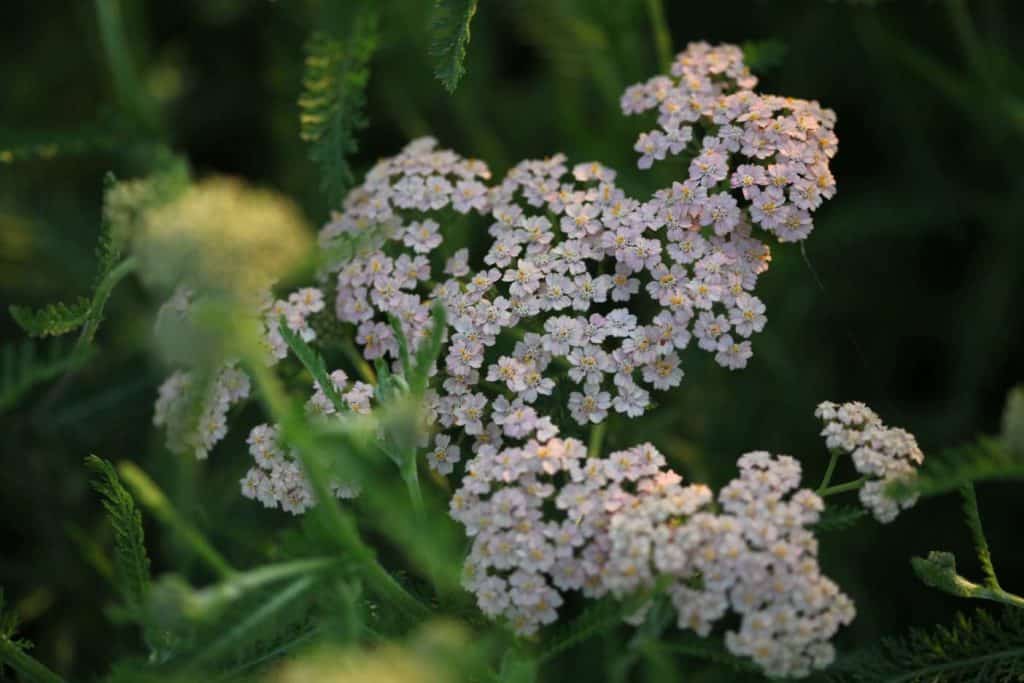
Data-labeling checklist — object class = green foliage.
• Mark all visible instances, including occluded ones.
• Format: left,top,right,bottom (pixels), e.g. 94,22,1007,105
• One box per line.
0,590,65,683
0,115,141,164
277,317,348,415
9,298,91,338
85,456,151,609
430,0,479,93
8,170,150,342
830,608,1024,682
814,505,869,533
0,589,28,652
299,12,378,205
890,436,1024,500
741,39,788,72
0,338,93,414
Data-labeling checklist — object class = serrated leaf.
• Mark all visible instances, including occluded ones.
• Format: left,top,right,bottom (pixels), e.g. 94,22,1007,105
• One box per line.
429,0,479,93
85,455,151,609
9,298,91,337
299,13,378,205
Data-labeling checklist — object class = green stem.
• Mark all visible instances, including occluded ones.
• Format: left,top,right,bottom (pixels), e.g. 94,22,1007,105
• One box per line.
244,358,429,622
645,0,673,72
588,421,607,459
339,337,377,384
94,0,157,131
818,451,840,491
77,256,137,350
400,453,424,512
0,638,66,683
119,461,235,579
816,477,867,498
185,576,316,670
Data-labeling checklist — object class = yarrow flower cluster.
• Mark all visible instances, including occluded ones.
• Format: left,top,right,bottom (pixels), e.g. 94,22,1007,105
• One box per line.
241,422,359,515
450,439,854,677
815,401,925,523
153,363,250,460
622,42,837,244
145,41,860,680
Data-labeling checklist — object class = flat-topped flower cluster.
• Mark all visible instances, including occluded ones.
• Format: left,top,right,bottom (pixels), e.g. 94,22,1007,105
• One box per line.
147,42,867,679
451,439,855,677
815,401,925,522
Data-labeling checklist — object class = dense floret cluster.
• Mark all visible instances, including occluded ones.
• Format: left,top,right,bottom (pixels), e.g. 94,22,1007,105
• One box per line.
815,401,925,522
146,42,870,679
451,441,855,677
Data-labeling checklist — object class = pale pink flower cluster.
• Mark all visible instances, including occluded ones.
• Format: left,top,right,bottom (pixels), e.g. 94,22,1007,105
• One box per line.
450,439,854,677
815,401,924,523
622,41,838,244
262,287,326,362
241,422,359,515
153,364,250,459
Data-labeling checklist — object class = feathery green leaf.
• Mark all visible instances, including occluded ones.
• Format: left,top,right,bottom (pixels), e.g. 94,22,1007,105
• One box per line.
85,456,151,608
9,298,91,338
829,608,1024,682
429,0,479,93
299,13,378,205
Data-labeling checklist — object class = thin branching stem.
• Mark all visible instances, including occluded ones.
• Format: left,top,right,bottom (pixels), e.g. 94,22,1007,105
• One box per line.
817,477,867,498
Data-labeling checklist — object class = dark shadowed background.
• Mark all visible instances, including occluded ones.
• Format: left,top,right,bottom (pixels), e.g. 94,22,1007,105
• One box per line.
1,0,1022,679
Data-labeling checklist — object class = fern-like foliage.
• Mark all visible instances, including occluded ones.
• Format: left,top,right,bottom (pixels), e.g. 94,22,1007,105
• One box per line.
814,505,869,533
891,436,1024,500
299,12,378,206
429,0,479,93
0,339,93,414
0,113,141,164
0,589,28,651
829,608,1024,682
9,298,91,337
9,172,138,342
85,455,151,609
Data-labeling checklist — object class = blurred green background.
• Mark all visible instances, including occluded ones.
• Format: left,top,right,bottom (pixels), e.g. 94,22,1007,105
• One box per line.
1,0,1023,679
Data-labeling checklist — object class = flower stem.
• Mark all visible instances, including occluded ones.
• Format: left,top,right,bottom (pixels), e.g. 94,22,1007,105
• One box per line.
119,461,236,579
818,451,840,491
588,421,607,459
817,477,867,498
645,0,674,72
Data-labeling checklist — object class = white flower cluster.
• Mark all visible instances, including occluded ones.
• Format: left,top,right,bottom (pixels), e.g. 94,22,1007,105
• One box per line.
622,42,837,244
815,401,924,523
262,287,327,362
241,422,359,515
241,369,377,513
153,363,250,460
450,438,854,677
606,452,854,678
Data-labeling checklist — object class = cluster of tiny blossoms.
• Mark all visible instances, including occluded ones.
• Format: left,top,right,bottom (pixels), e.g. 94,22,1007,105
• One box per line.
153,364,250,459
622,42,837,244
815,401,924,523
241,369,375,513
451,440,854,677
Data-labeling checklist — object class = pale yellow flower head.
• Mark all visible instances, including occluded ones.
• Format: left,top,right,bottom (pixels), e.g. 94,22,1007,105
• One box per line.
136,176,312,300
